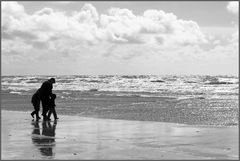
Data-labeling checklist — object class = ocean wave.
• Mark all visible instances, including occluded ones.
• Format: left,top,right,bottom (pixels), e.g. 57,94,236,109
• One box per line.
185,81,197,83
205,81,234,85
88,80,103,83
121,75,150,79
89,89,98,92
9,91,22,95
201,75,238,85
57,79,76,83
2,75,238,98
202,75,219,82
150,80,165,83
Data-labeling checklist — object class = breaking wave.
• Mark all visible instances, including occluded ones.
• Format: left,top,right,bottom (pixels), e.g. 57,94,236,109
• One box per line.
2,75,238,99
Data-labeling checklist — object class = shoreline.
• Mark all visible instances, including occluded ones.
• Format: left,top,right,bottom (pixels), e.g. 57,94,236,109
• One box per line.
1,92,238,127
2,110,239,160
2,109,238,128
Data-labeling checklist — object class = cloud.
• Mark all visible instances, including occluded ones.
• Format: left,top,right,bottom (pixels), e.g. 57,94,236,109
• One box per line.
1,1,26,18
229,30,239,43
100,8,207,45
227,1,239,14
2,30,38,40
55,1,74,4
1,1,210,61
2,2,206,42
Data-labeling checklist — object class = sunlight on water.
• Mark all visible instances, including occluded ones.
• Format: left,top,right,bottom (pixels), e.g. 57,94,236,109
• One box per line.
2,75,238,100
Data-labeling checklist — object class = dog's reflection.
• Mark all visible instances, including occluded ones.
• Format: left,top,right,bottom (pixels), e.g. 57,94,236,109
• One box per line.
31,120,57,157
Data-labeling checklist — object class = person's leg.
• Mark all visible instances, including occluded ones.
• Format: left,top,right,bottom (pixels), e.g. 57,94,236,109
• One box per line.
31,102,36,118
53,108,58,119
42,108,48,120
41,98,45,116
36,112,40,120
35,106,41,120
46,107,50,118
41,98,49,120
42,107,47,119
31,110,35,118
47,108,52,119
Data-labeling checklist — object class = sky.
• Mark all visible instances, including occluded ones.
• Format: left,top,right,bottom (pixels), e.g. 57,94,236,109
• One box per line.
1,1,239,76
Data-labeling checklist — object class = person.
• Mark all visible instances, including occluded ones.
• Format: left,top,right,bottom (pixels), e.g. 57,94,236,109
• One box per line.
38,78,56,121
47,93,59,120
31,90,41,120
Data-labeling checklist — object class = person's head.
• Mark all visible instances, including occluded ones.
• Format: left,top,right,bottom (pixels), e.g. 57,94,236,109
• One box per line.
49,78,56,84
51,93,56,99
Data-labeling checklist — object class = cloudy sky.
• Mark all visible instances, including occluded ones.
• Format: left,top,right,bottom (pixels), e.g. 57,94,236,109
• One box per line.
2,1,239,75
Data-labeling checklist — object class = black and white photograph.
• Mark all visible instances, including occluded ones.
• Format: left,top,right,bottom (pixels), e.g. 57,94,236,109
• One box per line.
1,1,239,160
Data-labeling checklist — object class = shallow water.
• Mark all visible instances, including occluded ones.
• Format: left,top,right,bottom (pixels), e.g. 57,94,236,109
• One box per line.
1,90,238,126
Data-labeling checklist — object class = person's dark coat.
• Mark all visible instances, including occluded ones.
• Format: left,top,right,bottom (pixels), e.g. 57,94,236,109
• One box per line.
39,80,54,118
39,80,53,98
31,90,40,109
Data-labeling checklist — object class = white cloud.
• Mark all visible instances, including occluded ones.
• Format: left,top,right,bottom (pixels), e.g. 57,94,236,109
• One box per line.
1,0,236,74
2,1,207,54
99,8,207,45
55,1,74,4
227,1,239,14
1,1,26,18
229,30,239,43
73,3,99,23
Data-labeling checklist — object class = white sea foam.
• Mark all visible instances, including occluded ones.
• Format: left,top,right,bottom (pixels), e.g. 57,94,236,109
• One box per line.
9,91,22,95
2,75,238,99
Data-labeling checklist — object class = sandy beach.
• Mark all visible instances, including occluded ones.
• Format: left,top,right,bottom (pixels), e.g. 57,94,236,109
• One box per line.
1,110,238,160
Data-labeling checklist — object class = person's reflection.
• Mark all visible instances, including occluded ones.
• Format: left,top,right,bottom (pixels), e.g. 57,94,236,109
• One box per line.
31,120,41,144
31,120,57,158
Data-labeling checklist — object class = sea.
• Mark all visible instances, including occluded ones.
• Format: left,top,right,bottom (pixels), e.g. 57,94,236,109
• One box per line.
2,75,238,99
1,75,239,126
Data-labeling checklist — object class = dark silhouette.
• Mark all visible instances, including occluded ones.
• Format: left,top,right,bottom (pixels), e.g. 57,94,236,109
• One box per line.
31,120,57,158
47,93,59,120
31,90,41,120
38,78,56,121
31,120,41,136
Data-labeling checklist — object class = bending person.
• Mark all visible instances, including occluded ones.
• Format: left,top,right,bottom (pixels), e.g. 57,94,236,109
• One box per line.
39,78,55,121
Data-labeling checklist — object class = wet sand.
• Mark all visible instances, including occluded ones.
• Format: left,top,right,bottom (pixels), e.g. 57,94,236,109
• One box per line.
1,91,238,126
1,110,238,160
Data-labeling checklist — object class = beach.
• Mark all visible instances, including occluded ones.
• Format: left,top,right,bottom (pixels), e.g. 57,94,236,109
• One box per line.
2,110,238,160
1,75,239,159
2,0,239,159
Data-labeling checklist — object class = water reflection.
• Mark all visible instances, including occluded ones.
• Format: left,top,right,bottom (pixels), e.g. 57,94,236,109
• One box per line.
31,120,57,158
